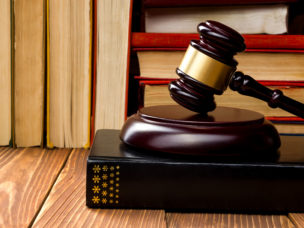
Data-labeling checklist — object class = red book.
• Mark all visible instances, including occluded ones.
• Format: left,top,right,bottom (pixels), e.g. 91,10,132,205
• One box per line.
132,33,304,50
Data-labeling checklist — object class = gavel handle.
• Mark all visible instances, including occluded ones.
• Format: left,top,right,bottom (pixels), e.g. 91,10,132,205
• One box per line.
229,71,304,119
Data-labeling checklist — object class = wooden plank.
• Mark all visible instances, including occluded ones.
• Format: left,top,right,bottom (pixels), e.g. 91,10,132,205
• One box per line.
289,214,304,227
166,213,295,228
0,147,71,227
32,149,166,228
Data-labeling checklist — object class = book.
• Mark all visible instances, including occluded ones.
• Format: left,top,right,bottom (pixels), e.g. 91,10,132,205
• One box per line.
93,0,133,131
87,129,304,211
14,0,45,147
139,81,304,134
136,50,304,81
0,0,11,146
272,122,304,135
143,0,297,7
144,4,288,34
47,0,92,148
132,33,304,49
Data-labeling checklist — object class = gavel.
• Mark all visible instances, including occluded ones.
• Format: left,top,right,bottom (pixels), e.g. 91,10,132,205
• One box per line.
169,20,304,119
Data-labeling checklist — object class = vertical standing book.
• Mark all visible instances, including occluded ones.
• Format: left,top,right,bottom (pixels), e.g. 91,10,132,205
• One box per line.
47,0,92,148
0,0,11,146
93,0,133,135
14,0,45,147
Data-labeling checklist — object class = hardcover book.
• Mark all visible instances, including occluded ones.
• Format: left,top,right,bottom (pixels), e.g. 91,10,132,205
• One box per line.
0,0,11,146
14,0,45,147
47,0,92,148
145,5,288,34
87,129,304,212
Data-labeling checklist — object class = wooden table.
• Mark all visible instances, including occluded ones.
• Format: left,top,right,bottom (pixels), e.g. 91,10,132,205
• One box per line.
1,147,303,227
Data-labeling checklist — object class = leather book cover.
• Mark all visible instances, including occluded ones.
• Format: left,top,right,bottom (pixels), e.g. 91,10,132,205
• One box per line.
87,129,304,212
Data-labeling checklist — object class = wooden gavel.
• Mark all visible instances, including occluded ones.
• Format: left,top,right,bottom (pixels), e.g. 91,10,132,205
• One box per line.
169,20,304,119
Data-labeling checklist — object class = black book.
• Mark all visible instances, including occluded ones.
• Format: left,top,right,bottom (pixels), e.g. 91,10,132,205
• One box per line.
86,129,304,212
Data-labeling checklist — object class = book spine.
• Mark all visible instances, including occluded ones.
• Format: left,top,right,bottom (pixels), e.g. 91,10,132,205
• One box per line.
10,0,15,147
137,78,304,87
86,158,304,211
125,0,134,121
143,0,297,7
85,0,93,149
90,0,97,146
138,79,304,121
131,33,304,50
46,0,52,148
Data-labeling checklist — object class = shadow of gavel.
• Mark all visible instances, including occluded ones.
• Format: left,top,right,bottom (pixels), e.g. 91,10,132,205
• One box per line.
169,21,304,119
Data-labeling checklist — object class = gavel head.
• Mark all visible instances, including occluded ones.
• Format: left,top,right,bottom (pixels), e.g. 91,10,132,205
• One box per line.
168,20,246,114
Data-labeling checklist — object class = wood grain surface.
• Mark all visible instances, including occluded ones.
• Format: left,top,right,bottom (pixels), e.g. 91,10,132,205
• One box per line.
32,149,167,228
0,147,71,227
166,213,295,228
2,147,304,227
289,214,304,228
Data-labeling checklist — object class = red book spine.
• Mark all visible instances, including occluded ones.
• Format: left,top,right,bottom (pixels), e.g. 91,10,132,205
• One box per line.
267,116,304,122
138,78,304,87
136,77,304,87
132,33,304,50
143,0,297,7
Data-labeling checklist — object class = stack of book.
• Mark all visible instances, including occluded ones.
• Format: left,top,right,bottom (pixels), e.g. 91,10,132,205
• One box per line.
130,0,304,135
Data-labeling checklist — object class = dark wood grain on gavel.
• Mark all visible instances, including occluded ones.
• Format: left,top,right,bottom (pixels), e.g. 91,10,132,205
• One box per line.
230,72,304,119
169,20,304,119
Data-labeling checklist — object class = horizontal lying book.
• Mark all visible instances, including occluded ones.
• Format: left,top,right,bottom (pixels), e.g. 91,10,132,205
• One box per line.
87,129,304,211
131,33,304,50
145,4,288,34
138,80,304,134
143,0,297,7
136,50,304,81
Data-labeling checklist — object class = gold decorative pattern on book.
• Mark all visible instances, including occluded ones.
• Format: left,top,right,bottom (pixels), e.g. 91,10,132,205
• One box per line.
92,164,120,205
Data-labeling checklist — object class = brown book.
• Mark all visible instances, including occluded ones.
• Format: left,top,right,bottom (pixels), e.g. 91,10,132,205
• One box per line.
0,0,11,146
137,50,304,81
47,0,92,148
14,0,45,147
140,82,304,134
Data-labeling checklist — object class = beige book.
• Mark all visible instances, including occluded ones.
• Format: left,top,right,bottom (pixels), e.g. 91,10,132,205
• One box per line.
143,84,304,117
145,5,288,34
143,84,304,134
94,0,132,131
274,123,304,134
0,0,11,146
14,0,45,147
47,0,91,148
137,51,304,81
